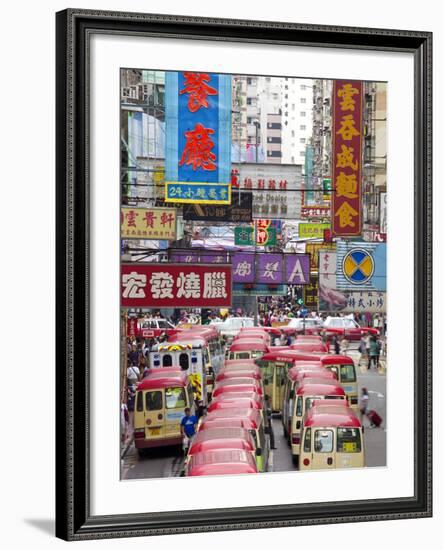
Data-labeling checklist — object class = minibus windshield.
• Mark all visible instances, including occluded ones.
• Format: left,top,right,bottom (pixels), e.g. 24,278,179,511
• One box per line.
165,387,186,409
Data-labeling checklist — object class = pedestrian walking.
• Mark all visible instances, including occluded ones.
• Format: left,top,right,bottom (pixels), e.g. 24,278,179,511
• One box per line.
368,336,378,370
126,384,136,436
127,363,140,386
340,336,349,356
180,407,198,455
359,387,371,425
331,335,340,355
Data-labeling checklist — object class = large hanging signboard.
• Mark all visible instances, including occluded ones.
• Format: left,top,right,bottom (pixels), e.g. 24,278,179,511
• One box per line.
121,263,232,308
318,250,385,312
165,71,231,204
331,80,363,236
336,241,386,291
232,163,302,220
121,207,177,240
182,191,252,222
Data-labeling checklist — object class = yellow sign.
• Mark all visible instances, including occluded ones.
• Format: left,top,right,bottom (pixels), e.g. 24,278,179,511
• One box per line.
299,223,331,239
121,207,177,240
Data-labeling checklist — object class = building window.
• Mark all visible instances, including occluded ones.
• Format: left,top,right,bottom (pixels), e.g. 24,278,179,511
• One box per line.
300,138,306,143
300,111,306,117
300,151,306,157
265,77,271,82
247,97,252,105
291,156,295,163
247,117,252,124
301,84,306,90
300,125,306,131
291,130,295,138
300,97,307,103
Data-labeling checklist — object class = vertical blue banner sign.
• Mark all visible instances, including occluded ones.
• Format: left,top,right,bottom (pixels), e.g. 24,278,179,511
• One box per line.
165,71,232,204
304,145,314,206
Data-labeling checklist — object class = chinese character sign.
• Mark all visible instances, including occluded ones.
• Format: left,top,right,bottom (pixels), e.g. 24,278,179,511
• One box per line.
298,223,331,239
165,71,231,204
121,264,232,308
121,207,177,240
332,80,363,236
257,254,283,284
232,253,256,284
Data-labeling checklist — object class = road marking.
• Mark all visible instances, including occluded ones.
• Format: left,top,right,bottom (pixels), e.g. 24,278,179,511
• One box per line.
368,390,385,399
268,449,274,472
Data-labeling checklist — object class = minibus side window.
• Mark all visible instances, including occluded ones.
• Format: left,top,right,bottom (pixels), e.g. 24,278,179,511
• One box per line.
314,430,334,453
340,364,356,383
296,396,303,417
328,366,339,380
165,387,186,409
162,354,173,367
136,391,143,412
237,352,251,359
303,428,312,452
179,353,189,370
337,427,362,453
146,391,162,411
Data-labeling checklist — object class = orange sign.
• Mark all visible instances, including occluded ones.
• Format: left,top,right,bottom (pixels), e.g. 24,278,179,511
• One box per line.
331,80,363,236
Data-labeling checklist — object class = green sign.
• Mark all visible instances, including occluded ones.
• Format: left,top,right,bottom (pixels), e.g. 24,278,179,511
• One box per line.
234,226,254,246
299,223,330,239
323,178,332,199
257,227,277,247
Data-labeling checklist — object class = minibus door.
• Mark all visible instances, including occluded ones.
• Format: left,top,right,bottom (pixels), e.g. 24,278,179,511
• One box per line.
311,428,335,469
144,389,165,439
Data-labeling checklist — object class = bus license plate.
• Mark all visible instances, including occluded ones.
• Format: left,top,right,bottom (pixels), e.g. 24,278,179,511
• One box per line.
149,428,161,436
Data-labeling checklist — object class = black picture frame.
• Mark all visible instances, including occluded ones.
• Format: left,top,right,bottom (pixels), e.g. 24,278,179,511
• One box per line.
55,8,432,541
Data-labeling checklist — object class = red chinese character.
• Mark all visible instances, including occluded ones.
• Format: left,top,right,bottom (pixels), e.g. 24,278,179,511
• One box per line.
231,168,239,187
126,210,138,228
279,179,287,190
179,123,216,171
244,178,252,189
258,178,265,190
143,211,156,228
179,72,217,112
160,212,175,228
268,179,276,190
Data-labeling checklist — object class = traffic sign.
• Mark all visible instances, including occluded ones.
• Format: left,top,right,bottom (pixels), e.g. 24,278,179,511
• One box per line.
300,307,309,317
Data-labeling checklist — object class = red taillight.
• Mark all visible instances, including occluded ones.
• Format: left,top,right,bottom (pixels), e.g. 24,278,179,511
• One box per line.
146,419,152,425
303,458,310,466
351,397,358,405
292,435,300,445
134,429,145,439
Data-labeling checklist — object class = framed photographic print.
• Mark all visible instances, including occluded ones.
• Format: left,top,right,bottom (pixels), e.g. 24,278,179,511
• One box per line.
55,9,432,541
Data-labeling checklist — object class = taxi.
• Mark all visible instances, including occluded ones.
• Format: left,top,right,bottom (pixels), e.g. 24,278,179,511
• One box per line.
234,328,272,345
290,342,329,354
289,378,346,464
186,449,258,476
133,370,193,454
299,401,365,470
